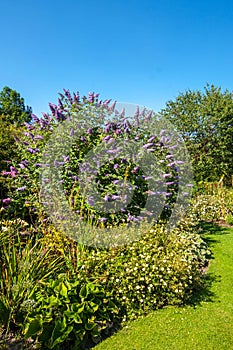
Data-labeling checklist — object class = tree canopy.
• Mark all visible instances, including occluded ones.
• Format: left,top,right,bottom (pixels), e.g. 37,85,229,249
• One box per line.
159,84,233,184
0,86,32,126
0,86,32,200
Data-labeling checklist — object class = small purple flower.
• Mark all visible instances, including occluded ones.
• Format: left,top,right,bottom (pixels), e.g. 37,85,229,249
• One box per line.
104,123,112,133
134,106,140,118
54,160,64,167
2,198,11,204
27,148,39,154
112,195,121,200
162,173,171,178
145,110,152,121
166,154,173,159
103,99,111,106
34,135,44,140
120,108,125,117
131,166,139,173
99,217,107,222
58,98,63,108
142,142,154,149
16,186,26,191
166,181,175,186
31,114,39,123
48,103,57,116
108,101,116,111
113,164,120,169
63,155,70,162
21,160,29,167
70,128,74,136
10,166,18,177
73,92,80,103
148,135,156,143
103,135,111,142
86,128,92,134
55,110,66,121
88,92,94,103
104,195,110,202
88,197,95,206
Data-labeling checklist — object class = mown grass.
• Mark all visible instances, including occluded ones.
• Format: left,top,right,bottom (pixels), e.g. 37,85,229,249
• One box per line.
95,224,233,350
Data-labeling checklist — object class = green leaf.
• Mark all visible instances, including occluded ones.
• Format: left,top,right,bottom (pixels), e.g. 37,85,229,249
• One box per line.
24,318,43,338
50,318,73,349
79,285,88,299
0,298,10,325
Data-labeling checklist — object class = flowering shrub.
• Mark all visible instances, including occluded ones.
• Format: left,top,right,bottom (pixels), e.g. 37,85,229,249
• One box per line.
1,89,188,232
190,188,233,223
59,223,210,321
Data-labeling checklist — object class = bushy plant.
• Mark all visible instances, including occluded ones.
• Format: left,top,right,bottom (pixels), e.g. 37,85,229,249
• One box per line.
23,276,120,350
191,186,233,223
66,223,210,321
0,219,63,335
1,89,186,232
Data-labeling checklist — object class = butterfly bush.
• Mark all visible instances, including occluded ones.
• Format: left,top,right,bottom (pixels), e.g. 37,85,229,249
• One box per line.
1,89,181,229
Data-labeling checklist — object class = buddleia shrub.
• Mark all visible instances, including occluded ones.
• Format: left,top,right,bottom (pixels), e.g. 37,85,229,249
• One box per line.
1,89,184,230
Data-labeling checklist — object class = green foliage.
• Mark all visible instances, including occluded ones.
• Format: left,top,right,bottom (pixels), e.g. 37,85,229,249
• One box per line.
72,223,210,320
160,84,233,183
0,86,32,126
23,276,120,349
3,90,179,229
190,187,233,223
0,86,32,201
0,219,63,333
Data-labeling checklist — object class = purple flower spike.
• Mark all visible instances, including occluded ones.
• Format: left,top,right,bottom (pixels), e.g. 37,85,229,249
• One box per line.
16,186,26,191
63,89,72,101
142,142,154,149
103,135,111,142
104,195,110,202
108,101,116,111
103,99,111,106
120,108,125,117
140,107,146,117
134,106,140,118
131,166,139,174
10,166,18,177
2,198,11,204
31,114,39,123
148,135,156,143
88,92,94,103
63,155,70,162
58,98,63,109
162,173,171,178
35,134,44,140
145,110,152,121
48,103,57,116
88,197,95,206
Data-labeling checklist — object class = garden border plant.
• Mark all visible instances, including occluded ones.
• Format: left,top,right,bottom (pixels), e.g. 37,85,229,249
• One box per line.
0,89,213,349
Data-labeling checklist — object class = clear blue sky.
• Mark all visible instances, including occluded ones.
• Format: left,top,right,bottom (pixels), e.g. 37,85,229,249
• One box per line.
1,0,233,117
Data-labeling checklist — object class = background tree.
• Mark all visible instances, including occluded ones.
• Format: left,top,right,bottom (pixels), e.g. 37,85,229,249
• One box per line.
0,86,32,201
159,84,233,184
0,86,32,126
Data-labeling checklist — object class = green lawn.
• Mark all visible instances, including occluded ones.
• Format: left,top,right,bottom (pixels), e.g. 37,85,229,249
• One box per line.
95,225,233,350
